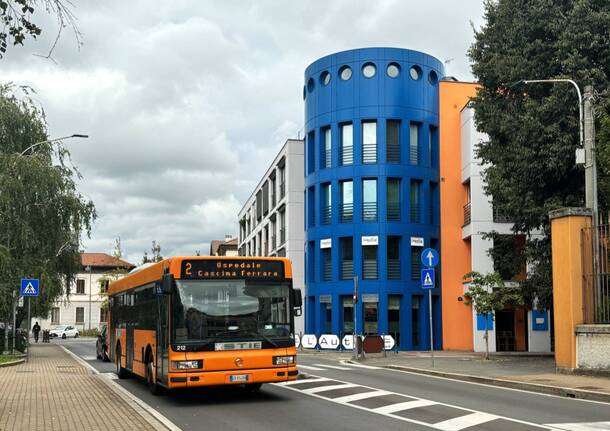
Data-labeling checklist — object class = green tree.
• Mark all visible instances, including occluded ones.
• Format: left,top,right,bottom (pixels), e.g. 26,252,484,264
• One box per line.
98,237,130,318
142,240,163,264
469,0,610,308
463,271,523,359
0,84,96,325
0,0,81,59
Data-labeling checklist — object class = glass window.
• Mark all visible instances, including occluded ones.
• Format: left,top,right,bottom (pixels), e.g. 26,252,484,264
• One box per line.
412,295,421,347
307,77,315,92
321,183,332,225
341,123,353,165
339,66,352,81
324,303,332,333
340,237,353,280
429,126,438,168
51,308,60,325
386,120,400,163
388,295,401,345
322,127,332,169
362,121,377,164
410,181,420,223
387,236,401,280
363,302,378,335
387,178,400,221
362,245,378,279
76,279,85,294
362,179,377,222
340,180,353,223
409,123,419,165
362,62,376,78
307,186,315,227
307,131,315,174
322,248,332,281
320,71,331,86
409,65,422,80
387,62,400,78
75,307,84,324
342,296,354,334
429,70,438,85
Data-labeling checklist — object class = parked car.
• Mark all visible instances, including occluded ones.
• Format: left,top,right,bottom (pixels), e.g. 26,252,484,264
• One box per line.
96,323,109,362
49,325,79,339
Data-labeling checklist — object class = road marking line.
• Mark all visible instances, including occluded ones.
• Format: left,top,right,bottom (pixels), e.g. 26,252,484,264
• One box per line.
373,399,435,414
312,363,352,370
101,372,119,380
81,355,97,361
298,364,326,371
546,422,610,430
302,383,356,394
434,411,497,431
339,360,381,369
275,373,565,431
333,390,392,403
59,345,182,431
277,377,330,386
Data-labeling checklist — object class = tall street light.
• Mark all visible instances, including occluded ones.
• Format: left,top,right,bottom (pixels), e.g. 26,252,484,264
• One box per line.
20,133,89,156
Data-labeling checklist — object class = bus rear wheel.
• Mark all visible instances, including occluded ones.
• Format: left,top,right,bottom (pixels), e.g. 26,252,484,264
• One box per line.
115,346,128,379
146,361,163,396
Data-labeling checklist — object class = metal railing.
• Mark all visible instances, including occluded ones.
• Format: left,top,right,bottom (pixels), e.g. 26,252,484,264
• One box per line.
323,150,331,169
582,224,609,323
341,146,353,165
411,258,421,280
463,202,471,226
363,260,378,279
387,259,400,280
321,205,332,225
410,204,420,223
362,144,377,164
387,201,400,221
362,202,377,222
323,258,332,281
340,203,353,223
409,146,418,165
341,260,354,280
387,143,400,163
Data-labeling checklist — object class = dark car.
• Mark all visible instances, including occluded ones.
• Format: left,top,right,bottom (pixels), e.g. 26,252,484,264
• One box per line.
96,323,109,362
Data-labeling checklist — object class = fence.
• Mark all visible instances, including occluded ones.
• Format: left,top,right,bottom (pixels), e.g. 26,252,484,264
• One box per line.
581,223,609,323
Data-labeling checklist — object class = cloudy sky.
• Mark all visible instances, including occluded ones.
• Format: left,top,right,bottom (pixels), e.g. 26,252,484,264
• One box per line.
3,1,485,265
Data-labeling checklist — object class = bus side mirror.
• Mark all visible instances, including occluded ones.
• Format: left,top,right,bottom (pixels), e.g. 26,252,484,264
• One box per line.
162,274,174,295
292,288,302,316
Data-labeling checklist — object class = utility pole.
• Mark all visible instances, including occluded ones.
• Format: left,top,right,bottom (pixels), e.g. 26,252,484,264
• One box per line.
352,276,358,360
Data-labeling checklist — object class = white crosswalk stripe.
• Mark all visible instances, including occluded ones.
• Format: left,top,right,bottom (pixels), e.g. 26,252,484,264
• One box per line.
546,422,610,431
373,399,435,414
298,364,327,371
332,390,392,403
434,412,497,431
302,383,357,394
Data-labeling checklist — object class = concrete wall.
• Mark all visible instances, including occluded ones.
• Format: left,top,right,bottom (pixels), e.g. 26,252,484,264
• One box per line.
576,325,610,371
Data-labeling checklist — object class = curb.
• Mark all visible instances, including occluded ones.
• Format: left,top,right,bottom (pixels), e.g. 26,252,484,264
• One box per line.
0,358,25,367
357,362,610,403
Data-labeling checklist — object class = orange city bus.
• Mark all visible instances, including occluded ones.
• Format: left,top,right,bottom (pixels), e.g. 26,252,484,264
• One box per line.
107,256,301,394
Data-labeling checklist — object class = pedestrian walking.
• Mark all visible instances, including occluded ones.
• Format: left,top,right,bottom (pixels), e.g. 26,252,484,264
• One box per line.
32,321,41,343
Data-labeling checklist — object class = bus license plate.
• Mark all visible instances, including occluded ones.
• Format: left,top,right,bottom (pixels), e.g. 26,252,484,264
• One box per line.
230,374,249,382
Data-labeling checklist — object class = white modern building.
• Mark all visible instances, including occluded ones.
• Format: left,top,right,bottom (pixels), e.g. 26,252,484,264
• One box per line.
237,138,305,334
460,105,551,353
38,253,134,331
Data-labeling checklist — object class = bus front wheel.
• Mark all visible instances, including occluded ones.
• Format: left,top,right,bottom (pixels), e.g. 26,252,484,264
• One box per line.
146,360,163,396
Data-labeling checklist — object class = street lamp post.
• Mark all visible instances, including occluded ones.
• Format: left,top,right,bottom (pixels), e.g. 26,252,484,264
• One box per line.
19,134,88,156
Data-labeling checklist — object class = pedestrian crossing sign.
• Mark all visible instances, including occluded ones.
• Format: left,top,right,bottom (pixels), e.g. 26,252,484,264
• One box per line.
421,269,435,289
20,279,40,297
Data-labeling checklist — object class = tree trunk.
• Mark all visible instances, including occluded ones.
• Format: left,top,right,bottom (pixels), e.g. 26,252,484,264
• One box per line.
484,316,490,360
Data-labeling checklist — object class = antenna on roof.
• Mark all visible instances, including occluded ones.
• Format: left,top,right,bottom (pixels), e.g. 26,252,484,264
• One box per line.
444,58,454,77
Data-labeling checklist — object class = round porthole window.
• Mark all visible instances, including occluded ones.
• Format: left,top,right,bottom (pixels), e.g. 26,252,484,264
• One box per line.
362,63,376,78
429,70,438,85
387,62,400,78
307,77,315,93
339,65,352,81
320,71,331,86
409,65,422,81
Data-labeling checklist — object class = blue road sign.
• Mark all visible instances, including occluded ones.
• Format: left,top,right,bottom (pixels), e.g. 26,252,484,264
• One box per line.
421,269,435,289
421,248,439,268
20,279,40,297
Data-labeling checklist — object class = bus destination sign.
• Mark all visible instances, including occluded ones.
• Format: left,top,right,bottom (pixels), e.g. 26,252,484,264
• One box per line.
181,259,285,281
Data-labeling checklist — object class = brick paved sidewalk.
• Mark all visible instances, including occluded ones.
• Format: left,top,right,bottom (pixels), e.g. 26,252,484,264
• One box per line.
0,343,161,431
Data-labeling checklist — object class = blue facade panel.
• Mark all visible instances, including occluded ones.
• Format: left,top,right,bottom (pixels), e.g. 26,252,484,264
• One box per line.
303,48,444,350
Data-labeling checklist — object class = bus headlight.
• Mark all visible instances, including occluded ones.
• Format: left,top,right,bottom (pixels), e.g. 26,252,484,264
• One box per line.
273,355,295,365
172,360,202,370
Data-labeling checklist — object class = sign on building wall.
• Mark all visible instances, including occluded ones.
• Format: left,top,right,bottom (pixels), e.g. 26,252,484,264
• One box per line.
410,237,424,247
319,295,332,303
361,236,378,246
320,238,332,249
362,294,379,303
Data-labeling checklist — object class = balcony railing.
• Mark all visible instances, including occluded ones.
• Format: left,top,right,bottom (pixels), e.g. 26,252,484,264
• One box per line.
410,204,420,223
341,260,354,280
387,201,400,221
362,145,377,164
341,146,353,165
363,260,378,279
323,150,331,169
340,203,353,223
411,259,421,280
387,259,400,280
463,202,471,226
323,258,332,281
409,146,418,165
321,205,332,225
387,143,400,163
362,202,377,222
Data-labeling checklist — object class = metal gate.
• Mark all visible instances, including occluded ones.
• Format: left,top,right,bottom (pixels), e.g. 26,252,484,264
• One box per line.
581,224,610,323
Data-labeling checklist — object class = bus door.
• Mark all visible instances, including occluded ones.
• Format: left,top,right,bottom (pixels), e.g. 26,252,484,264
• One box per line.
156,294,170,385
126,324,134,369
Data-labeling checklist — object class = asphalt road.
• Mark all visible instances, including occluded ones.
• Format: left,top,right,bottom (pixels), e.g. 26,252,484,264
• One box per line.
60,338,610,431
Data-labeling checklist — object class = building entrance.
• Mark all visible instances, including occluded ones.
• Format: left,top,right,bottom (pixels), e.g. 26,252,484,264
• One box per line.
495,309,528,352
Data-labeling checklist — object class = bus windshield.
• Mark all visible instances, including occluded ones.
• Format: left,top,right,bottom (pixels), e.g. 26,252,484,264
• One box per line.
173,279,291,343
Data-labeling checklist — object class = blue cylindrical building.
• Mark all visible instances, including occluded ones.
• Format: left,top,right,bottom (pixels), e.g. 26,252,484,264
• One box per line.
303,47,443,350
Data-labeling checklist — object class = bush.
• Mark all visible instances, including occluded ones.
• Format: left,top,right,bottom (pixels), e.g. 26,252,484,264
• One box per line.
79,328,99,337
